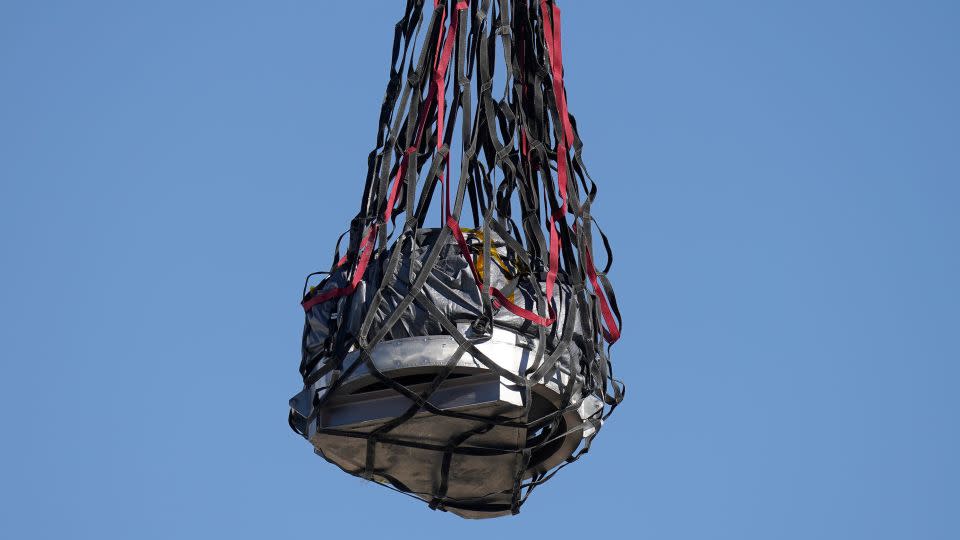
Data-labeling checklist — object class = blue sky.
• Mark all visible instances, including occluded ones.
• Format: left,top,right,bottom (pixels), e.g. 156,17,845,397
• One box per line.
1,1,957,538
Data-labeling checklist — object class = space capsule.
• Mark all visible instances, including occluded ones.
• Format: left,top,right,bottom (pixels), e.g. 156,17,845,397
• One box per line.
289,0,623,517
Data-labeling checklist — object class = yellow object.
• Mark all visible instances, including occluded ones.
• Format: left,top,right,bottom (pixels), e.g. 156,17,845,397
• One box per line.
466,229,515,303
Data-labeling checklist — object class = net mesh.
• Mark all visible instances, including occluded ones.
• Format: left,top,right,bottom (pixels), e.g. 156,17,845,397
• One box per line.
289,0,624,516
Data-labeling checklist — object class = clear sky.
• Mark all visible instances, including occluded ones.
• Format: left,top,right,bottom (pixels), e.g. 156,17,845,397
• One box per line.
1,1,957,539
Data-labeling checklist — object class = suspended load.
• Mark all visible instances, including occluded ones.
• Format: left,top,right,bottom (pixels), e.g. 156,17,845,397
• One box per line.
289,0,624,518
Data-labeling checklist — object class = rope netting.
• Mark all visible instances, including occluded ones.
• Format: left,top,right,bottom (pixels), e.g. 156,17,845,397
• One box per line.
290,0,624,516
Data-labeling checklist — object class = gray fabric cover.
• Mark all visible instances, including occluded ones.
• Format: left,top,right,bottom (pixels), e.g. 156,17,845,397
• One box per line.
303,228,591,373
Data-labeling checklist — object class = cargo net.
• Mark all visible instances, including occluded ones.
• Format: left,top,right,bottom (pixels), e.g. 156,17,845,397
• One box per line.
289,0,623,518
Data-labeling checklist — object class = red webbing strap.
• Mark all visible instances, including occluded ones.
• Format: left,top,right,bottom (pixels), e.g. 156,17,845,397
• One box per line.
387,0,463,225
384,146,415,225
541,1,574,144
583,244,621,343
435,2,468,221
540,2,619,344
302,225,378,311
447,215,557,327
491,287,556,327
305,2,465,313
539,0,570,307
447,215,484,286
